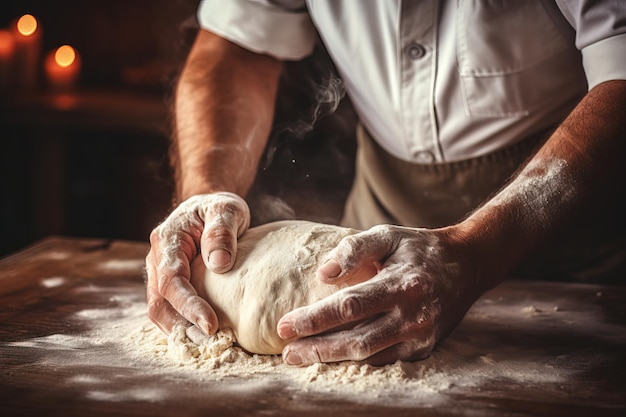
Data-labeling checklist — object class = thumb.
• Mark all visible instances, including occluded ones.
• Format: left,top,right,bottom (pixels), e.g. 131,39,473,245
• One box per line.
200,193,250,273
317,227,393,285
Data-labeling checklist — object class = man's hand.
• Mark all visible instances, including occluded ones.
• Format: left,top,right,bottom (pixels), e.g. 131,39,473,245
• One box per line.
145,192,250,335
276,224,480,366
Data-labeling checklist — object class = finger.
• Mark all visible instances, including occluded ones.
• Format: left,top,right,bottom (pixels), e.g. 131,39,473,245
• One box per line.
365,338,435,367
185,324,214,345
281,312,402,365
317,225,397,284
156,263,219,335
317,259,379,286
146,284,188,334
151,231,219,336
200,194,250,273
201,221,237,273
277,280,393,340
282,312,437,366
145,250,180,331
145,250,189,333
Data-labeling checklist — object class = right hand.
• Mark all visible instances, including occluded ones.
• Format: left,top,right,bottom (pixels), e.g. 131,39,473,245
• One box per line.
145,192,250,336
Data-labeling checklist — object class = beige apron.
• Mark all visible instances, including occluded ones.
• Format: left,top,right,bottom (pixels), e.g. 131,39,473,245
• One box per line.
341,125,626,284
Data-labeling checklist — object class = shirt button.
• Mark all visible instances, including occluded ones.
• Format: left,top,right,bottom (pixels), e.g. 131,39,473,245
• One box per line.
413,150,435,164
407,43,426,60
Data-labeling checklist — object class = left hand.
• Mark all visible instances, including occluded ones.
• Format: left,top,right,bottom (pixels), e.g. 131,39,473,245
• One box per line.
276,224,481,366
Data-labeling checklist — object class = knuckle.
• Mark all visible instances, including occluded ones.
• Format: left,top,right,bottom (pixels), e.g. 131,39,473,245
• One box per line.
149,227,162,245
414,300,439,327
341,234,363,252
146,299,163,323
209,196,244,220
338,294,363,322
205,225,234,241
179,296,204,321
220,199,243,215
334,236,365,268
309,345,322,363
349,337,373,360
156,273,174,296
369,224,392,235
299,315,317,335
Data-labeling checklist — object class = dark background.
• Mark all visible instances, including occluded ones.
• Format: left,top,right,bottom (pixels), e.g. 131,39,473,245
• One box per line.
0,0,357,257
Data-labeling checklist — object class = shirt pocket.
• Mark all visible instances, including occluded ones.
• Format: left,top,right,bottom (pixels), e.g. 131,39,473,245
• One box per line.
456,0,574,117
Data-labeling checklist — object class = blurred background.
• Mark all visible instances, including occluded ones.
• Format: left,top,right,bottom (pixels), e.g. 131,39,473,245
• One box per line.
0,0,357,257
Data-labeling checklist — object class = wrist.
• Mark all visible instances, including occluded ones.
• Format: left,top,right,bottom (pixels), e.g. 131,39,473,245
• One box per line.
443,220,506,296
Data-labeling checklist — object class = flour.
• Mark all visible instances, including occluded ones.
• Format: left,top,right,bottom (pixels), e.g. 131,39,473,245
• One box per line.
86,387,169,403
97,259,146,272
482,157,576,232
8,277,620,407
30,286,465,399
154,192,250,271
41,276,66,288
34,250,71,261
521,305,544,315
129,319,438,393
123,315,573,398
119,297,580,397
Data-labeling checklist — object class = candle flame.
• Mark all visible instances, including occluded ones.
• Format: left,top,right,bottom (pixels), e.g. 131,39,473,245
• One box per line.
55,45,76,68
17,14,38,37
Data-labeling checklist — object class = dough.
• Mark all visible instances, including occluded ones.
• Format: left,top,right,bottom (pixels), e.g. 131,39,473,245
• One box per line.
190,220,372,355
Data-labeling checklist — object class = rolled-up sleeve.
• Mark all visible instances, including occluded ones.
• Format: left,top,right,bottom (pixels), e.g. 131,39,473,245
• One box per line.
556,0,626,90
197,0,317,60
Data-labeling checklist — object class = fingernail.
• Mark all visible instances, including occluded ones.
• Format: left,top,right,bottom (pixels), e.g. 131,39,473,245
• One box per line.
284,349,302,366
197,318,212,335
208,249,231,270
318,259,342,279
278,321,297,339
186,325,211,344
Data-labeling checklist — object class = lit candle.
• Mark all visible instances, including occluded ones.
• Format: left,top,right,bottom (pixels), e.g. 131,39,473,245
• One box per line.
44,45,81,91
13,14,41,91
0,29,15,91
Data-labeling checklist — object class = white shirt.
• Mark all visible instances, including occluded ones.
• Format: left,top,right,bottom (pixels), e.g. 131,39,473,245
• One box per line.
197,0,626,163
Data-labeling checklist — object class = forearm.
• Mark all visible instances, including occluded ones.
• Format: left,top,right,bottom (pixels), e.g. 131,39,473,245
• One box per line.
172,29,283,202
455,80,626,291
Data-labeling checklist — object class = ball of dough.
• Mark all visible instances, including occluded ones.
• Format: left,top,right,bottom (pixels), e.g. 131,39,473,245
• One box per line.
190,220,370,354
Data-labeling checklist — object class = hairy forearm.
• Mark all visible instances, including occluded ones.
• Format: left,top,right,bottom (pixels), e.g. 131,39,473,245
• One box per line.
455,80,626,290
172,29,283,202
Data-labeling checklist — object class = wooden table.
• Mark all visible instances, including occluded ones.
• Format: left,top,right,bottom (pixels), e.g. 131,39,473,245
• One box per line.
1,237,625,417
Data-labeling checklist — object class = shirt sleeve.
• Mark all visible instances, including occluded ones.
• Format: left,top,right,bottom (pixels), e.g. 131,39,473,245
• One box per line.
197,0,317,60
555,0,626,90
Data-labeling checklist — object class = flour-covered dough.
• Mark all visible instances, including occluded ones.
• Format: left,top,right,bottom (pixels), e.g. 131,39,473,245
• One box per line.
190,220,366,354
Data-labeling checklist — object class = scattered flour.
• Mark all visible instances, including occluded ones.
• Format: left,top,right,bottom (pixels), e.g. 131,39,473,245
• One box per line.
8,281,622,407
97,259,146,272
34,250,71,261
86,387,169,403
41,276,67,288
135,294,555,391
521,305,544,315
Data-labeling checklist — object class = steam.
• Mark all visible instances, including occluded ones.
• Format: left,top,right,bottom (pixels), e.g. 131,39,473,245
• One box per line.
250,67,352,225
265,70,346,166
299,71,346,134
